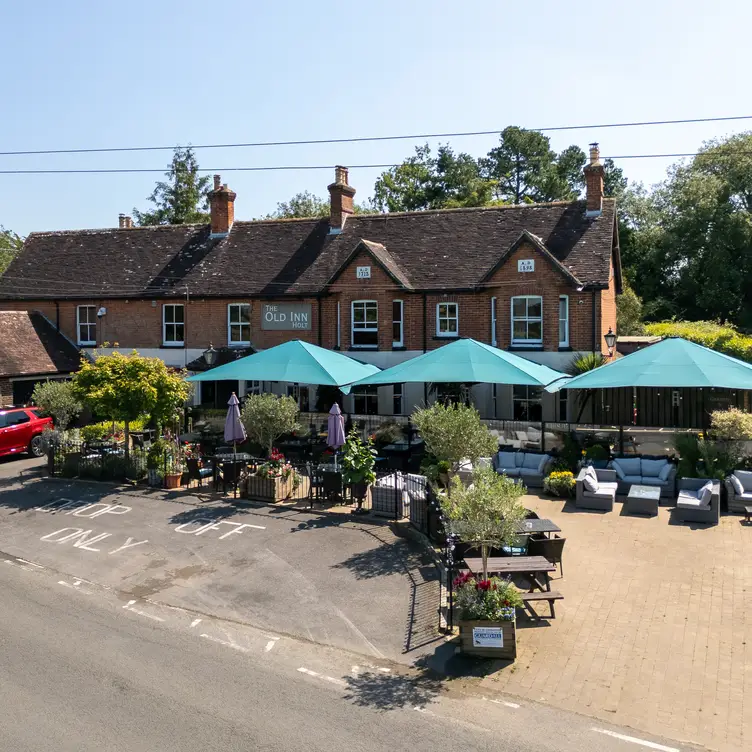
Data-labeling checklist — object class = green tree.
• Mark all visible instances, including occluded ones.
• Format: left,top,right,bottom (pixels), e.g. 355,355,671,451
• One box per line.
603,158,627,197
133,146,211,226
440,466,526,580
616,282,644,335
268,191,374,219
374,144,496,212
73,351,190,457
0,225,23,275
31,380,82,431
411,402,497,467
240,393,299,455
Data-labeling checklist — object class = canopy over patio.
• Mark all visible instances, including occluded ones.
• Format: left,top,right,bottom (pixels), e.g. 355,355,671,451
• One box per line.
348,338,566,388
546,337,752,392
187,340,380,388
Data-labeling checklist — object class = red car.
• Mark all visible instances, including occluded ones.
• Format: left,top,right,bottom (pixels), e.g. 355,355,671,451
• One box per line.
0,407,53,458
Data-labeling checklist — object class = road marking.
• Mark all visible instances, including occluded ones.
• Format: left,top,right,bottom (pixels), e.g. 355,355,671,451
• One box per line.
122,600,165,622
484,697,520,709
190,618,202,628
591,728,680,751
109,537,148,555
200,634,250,653
175,519,266,538
57,579,93,595
296,667,347,687
16,558,43,569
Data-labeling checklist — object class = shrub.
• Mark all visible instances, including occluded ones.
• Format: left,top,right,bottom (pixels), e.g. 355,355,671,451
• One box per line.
644,321,752,362
370,421,404,446
584,444,609,462
710,408,752,441
81,418,147,443
453,572,522,621
241,394,300,455
341,430,377,487
543,470,576,498
412,403,496,466
31,380,82,430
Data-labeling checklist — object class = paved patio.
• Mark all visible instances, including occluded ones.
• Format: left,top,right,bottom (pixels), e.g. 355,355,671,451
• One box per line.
481,493,752,752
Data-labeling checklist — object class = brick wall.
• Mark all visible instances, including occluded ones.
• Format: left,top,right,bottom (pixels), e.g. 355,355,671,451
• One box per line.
0,241,613,357
0,378,12,405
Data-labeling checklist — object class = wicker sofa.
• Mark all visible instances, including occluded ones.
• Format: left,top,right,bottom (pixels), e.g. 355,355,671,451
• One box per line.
608,456,677,499
493,451,553,489
575,467,618,511
674,478,720,525
724,470,752,514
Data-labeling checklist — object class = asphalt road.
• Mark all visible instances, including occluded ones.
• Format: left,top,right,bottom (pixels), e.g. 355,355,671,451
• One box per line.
0,558,694,752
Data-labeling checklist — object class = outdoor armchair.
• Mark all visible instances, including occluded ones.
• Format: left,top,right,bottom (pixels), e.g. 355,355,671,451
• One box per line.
724,469,752,514
575,467,617,511
675,478,720,525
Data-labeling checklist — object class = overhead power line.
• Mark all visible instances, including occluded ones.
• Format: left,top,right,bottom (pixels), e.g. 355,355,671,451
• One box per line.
0,152,738,176
0,115,750,157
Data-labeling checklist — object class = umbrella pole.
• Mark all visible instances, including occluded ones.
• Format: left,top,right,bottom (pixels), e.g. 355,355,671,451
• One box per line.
233,442,237,499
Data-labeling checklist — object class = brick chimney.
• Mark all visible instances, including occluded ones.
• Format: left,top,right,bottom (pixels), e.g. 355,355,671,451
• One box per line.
328,166,356,233
584,143,605,217
208,174,237,237
118,214,126,229
118,214,133,228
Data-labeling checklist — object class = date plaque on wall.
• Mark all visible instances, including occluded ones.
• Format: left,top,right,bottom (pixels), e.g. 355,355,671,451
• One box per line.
518,259,535,273
356,266,372,279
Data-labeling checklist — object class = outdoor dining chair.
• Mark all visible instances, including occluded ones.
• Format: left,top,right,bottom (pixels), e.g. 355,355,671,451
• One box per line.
528,534,566,577
185,457,213,489
216,460,246,494
305,462,324,507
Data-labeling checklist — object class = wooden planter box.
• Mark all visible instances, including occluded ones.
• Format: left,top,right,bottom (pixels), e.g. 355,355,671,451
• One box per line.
458,618,516,660
246,474,294,503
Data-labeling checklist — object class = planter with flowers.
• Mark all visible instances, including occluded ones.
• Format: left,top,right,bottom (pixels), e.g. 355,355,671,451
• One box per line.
454,572,523,659
341,430,377,515
542,470,576,498
247,449,300,502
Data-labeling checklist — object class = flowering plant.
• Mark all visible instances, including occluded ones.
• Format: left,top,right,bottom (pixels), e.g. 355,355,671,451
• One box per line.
257,449,300,487
453,573,522,621
543,470,576,498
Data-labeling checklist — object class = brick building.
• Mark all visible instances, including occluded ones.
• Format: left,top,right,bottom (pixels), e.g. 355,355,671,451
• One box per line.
0,146,621,420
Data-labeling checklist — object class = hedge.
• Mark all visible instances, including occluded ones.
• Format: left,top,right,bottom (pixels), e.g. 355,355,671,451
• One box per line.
644,321,752,363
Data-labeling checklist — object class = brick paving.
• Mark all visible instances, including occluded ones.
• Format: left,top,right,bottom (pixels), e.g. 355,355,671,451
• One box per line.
480,495,752,752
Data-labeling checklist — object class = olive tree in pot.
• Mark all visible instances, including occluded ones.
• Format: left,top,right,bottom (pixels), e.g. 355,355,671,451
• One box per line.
440,466,527,658
341,430,376,515
241,394,299,457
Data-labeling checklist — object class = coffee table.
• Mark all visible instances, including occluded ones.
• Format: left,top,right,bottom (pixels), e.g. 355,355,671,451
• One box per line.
625,484,660,516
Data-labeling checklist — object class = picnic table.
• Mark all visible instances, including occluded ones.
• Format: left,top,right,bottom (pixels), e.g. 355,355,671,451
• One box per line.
462,555,555,592
514,519,561,537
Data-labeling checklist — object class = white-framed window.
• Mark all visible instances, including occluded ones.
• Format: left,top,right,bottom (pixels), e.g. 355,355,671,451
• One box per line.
76,305,97,345
436,302,458,337
352,300,378,348
228,303,251,345
393,383,404,415
287,383,310,412
511,296,542,345
490,296,497,346
392,300,404,347
353,385,379,415
513,385,543,421
558,295,569,348
162,304,185,346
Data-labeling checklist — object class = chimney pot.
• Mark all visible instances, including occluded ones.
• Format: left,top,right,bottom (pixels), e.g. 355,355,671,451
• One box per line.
125,216,133,228
584,143,605,216
118,214,126,229
328,166,356,233
213,174,221,191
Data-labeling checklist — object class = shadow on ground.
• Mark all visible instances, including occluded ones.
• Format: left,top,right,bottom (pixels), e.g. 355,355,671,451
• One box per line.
344,668,444,711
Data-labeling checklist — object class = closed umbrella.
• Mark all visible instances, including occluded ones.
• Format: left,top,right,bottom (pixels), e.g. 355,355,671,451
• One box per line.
327,403,346,469
224,392,247,498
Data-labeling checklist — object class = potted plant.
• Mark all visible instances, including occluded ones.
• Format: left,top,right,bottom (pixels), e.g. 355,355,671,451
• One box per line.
249,449,300,502
341,430,376,515
163,441,186,489
147,438,168,487
542,470,576,498
453,572,523,659
440,466,526,658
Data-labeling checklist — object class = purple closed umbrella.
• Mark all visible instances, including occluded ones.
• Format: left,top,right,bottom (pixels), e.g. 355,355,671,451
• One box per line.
224,393,247,497
327,403,346,468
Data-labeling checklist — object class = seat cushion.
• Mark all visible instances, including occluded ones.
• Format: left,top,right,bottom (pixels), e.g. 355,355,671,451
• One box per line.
659,463,673,481
622,475,643,485
523,453,545,470
699,480,714,506
612,462,626,480
537,455,550,474
677,489,708,509
515,452,526,468
583,466,599,493
499,467,520,478
613,457,641,476
730,474,744,495
518,467,540,478
734,470,752,492
584,481,616,499
640,477,665,486
740,490,752,500
641,459,667,478
496,451,517,470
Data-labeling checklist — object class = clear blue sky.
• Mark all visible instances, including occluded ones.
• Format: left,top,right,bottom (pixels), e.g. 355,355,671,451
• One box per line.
1,0,749,235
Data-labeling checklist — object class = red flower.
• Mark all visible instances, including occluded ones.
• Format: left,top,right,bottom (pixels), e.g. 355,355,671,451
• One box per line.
453,571,473,589
503,599,510,606
476,579,492,591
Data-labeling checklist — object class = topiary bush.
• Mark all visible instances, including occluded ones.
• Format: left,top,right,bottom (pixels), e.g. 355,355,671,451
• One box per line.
645,321,752,362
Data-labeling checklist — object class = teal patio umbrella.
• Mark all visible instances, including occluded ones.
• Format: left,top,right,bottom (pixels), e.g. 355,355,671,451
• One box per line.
545,337,752,392
348,338,565,388
187,340,379,388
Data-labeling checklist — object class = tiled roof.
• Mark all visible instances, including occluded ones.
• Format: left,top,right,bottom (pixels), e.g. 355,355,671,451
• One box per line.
0,311,81,378
0,199,617,300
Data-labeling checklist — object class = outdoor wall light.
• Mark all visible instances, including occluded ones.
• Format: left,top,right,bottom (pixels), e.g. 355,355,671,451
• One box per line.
604,327,617,356
203,344,217,366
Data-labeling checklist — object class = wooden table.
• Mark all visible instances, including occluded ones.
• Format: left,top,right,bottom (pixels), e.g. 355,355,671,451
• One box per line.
462,555,555,592
515,519,561,536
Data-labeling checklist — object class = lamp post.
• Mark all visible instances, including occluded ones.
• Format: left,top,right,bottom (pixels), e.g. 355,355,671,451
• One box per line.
604,328,617,358
203,344,217,367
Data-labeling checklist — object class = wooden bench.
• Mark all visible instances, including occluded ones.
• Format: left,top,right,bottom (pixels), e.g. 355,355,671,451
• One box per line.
521,591,563,620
